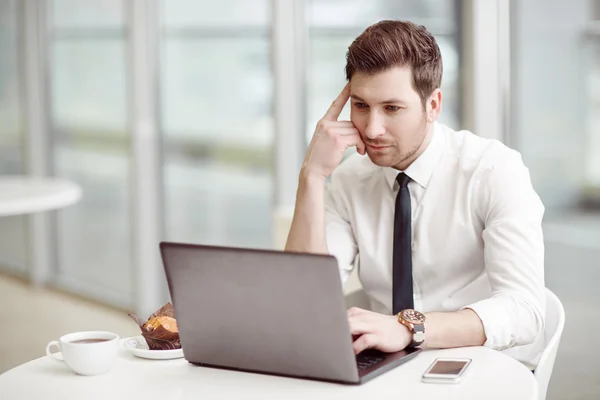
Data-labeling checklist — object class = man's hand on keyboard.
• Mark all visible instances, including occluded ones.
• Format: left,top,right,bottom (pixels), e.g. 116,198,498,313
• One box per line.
347,307,412,355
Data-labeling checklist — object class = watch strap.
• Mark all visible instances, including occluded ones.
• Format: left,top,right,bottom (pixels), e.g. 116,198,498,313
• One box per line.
408,323,425,347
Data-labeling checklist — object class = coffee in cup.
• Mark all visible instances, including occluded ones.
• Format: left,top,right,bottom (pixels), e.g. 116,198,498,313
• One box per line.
45,331,120,376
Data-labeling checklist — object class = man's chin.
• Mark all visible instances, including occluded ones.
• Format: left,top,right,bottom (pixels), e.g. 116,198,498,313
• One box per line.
366,152,396,168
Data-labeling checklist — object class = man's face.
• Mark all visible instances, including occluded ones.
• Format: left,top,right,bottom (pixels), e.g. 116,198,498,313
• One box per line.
350,66,433,170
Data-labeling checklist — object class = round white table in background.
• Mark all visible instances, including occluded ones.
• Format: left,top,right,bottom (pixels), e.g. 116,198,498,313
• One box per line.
0,176,82,217
0,344,538,400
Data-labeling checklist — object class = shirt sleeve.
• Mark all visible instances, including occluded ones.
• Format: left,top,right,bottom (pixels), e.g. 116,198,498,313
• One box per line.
463,150,546,351
324,171,358,284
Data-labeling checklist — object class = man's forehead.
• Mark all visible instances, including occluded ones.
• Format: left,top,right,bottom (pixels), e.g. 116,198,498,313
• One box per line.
350,66,418,102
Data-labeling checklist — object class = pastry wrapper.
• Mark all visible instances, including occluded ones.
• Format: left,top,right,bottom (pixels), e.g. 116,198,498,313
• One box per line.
128,303,181,350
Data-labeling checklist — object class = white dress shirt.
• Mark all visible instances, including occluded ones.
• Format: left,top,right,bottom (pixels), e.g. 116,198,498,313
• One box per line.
325,122,546,369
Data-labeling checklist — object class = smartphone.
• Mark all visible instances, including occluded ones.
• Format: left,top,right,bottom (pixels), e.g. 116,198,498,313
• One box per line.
421,357,472,384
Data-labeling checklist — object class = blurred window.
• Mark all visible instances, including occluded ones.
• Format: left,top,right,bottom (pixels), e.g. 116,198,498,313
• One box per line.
0,0,27,275
512,0,599,212
159,0,274,248
583,0,600,202
48,0,134,307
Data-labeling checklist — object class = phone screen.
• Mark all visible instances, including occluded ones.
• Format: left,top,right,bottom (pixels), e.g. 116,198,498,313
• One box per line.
429,360,469,375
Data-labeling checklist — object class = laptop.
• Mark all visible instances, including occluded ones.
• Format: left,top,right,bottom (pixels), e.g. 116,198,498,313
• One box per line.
159,241,421,384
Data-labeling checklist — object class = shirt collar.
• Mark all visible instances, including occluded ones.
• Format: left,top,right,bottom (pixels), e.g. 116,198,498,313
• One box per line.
382,122,445,190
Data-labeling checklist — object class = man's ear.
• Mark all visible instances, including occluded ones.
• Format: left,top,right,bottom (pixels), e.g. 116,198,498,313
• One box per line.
426,89,442,123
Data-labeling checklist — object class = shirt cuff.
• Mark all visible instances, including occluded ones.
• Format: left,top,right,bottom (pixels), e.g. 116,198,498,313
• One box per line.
462,297,513,351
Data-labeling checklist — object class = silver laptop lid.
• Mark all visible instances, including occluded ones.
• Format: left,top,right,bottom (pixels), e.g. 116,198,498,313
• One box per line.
160,242,360,383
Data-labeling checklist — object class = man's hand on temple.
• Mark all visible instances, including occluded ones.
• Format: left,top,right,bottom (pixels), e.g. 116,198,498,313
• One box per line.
301,83,366,181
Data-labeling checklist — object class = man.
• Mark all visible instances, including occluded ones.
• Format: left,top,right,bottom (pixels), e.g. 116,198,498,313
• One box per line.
285,20,545,370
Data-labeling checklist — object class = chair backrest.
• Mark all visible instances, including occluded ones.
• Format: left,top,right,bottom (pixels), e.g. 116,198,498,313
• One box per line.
534,288,566,400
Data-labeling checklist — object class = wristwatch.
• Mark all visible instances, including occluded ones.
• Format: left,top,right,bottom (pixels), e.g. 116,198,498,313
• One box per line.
397,309,426,347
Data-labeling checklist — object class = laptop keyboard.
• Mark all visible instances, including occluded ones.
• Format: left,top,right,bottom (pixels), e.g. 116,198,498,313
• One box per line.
356,352,386,371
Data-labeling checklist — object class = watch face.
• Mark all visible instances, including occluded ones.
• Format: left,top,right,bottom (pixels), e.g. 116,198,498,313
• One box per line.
402,309,426,324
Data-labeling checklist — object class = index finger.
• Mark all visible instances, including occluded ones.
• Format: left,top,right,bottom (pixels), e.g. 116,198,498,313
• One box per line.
322,83,350,121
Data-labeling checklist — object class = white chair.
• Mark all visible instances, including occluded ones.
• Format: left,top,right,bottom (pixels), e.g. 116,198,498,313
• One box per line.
534,288,565,400
343,287,565,400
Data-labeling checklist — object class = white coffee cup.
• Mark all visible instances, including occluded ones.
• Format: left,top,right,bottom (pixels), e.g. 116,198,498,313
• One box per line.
46,331,120,376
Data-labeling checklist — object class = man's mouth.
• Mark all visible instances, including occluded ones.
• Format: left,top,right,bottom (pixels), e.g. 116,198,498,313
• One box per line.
367,143,390,150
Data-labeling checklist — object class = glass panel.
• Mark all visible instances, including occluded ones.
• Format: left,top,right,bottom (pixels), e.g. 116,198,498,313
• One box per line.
53,145,132,305
0,2,22,155
161,39,272,147
161,1,274,249
49,5,133,307
51,41,127,133
307,0,460,142
584,39,600,188
51,0,123,30
162,0,269,28
511,0,590,212
0,0,28,275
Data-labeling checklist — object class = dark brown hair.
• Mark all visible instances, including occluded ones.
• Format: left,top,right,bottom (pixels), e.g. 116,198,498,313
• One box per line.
345,20,442,106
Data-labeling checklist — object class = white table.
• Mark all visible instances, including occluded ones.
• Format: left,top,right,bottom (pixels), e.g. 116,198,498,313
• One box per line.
0,176,82,217
0,344,538,400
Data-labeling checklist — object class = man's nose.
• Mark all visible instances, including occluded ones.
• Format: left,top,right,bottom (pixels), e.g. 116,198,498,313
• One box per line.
365,113,385,139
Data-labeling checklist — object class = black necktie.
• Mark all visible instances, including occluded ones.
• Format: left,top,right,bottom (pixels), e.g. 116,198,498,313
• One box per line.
393,173,414,314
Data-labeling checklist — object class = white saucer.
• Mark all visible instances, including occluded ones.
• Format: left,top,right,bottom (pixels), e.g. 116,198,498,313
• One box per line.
122,336,184,360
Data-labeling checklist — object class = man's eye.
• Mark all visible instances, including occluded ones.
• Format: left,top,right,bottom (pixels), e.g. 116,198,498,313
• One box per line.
385,105,401,112
354,102,368,109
